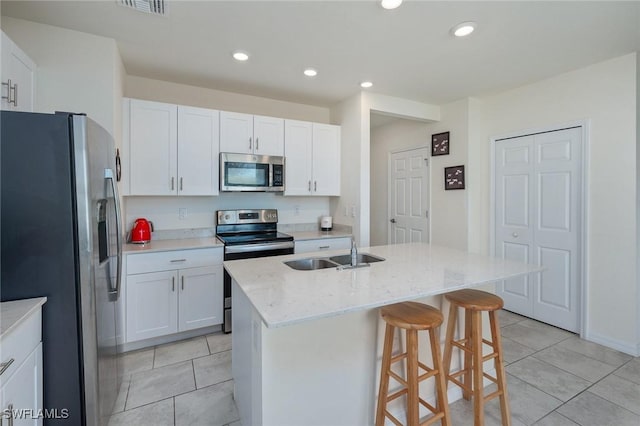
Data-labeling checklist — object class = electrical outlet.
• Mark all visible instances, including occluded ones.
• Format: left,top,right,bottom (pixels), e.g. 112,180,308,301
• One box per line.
179,208,187,220
294,205,300,216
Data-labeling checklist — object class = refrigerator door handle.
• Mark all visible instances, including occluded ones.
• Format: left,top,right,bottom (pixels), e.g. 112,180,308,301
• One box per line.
105,168,123,299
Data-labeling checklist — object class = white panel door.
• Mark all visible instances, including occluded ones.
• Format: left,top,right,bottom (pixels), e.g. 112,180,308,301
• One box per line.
254,115,284,156
284,119,313,195
311,123,341,196
495,136,535,316
495,127,581,332
178,265,223,331
126,270,178,342
129,99,178,195
220,111,253,154
177,106,220,195
389,148,429,244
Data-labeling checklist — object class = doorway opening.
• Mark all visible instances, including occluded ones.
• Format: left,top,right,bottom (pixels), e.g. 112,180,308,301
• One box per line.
369,112,430,246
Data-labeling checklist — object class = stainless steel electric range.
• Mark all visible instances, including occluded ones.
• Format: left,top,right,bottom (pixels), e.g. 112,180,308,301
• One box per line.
216,209,294,333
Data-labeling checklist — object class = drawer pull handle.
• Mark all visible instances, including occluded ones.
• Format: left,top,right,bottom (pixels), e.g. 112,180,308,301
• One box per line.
319,246,330,249
0,358,14,376
170,259,187,263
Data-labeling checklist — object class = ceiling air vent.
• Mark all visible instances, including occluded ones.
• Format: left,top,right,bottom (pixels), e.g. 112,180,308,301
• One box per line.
118,0,167,16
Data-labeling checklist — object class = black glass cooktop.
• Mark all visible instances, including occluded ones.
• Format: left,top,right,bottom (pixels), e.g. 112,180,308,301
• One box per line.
216,231,293,246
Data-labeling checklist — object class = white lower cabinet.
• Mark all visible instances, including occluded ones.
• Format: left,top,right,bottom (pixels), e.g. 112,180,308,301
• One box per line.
0,301,44,426
124,248,223,343
294,237,352,254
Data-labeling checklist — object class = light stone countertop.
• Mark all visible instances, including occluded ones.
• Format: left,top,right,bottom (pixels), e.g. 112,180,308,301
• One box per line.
224,242,542,329
1,297,47,339
123,237,224,254
286,230,352,241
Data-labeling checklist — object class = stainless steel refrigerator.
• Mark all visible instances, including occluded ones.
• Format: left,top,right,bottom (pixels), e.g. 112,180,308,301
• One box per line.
1,111,123,426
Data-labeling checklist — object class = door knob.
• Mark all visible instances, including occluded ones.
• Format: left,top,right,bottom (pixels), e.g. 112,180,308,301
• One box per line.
390,218,396,223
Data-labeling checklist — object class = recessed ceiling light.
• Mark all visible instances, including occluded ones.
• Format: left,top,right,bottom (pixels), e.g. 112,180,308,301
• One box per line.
304,68,318,77
232,51,249,61
451,21,476,37
360,81,373,88
380,0,403,10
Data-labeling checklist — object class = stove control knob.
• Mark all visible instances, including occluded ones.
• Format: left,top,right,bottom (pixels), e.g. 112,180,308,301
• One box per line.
224,214,230,220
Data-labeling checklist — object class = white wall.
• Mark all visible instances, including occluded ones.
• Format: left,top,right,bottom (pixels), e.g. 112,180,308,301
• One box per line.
124,194,331,231
425,99,469,250
469,53,638,354
125,75,330,123
1,17,123,140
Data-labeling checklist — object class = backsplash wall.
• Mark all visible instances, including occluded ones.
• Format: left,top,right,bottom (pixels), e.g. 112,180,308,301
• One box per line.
123,194,332,231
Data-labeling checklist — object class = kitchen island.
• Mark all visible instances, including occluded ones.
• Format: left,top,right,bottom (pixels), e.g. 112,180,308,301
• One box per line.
224,242,541,426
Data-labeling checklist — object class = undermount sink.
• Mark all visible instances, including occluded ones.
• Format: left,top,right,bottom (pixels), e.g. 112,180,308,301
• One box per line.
284,258,340,271
329,253,386,266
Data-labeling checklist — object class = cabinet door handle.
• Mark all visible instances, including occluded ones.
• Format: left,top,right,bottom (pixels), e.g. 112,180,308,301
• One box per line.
308,180,311,192
181,276,184,290
0,358,14,376
172,277,175,292
171,177,175,190
1,79,16,106
170,259,187,263
180,177,183,191
249,137,252,151
256,137,259,151
314,181,317,192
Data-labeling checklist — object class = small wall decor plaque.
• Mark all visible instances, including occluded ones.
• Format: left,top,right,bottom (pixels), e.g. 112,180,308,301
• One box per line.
431,131,450,156
444,165,465,190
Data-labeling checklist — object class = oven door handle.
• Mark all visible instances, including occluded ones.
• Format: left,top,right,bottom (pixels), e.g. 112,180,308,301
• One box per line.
225,241,294,254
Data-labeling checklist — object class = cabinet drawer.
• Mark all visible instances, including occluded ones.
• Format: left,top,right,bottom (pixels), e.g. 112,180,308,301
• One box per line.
127,248,223,275
294,237,352,254
0,309,41,383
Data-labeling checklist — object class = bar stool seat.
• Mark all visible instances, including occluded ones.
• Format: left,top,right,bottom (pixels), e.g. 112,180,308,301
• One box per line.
443,289,510,426
376,302,451,426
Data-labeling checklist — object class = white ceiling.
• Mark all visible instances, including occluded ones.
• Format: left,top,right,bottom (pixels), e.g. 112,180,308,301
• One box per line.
2,1,639,107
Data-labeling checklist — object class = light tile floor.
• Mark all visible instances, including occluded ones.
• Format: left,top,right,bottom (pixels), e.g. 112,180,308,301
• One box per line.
110,312,640,426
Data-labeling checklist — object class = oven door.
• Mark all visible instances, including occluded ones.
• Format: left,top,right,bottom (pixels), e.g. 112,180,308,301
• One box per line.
223,241,294,333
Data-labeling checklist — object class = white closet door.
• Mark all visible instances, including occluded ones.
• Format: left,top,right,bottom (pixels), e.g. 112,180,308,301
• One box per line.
495,127,582,332
495,136,535,316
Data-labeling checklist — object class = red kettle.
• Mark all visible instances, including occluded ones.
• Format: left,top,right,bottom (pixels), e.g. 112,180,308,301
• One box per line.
130,218,153,244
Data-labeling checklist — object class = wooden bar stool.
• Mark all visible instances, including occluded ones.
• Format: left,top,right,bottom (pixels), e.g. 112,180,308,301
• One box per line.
442,289,510,426
376,302,451,426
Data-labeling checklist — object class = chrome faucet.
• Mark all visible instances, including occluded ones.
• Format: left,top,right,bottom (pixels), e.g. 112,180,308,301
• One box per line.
350,237,358,267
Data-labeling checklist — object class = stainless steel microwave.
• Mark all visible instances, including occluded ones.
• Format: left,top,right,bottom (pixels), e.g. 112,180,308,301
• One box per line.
220,153,285,192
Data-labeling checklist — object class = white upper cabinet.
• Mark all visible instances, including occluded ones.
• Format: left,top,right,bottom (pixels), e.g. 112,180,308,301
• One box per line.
220,111,284,156
284,120,340,196
129,99,178,195
177,105,220,196
312,123,341,196
1,31,36,112
124,98,219,196
284,120,313,195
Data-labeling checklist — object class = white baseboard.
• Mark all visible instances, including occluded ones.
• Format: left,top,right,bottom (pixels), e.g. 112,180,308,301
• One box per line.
121,325,222,353
585,331,640,356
